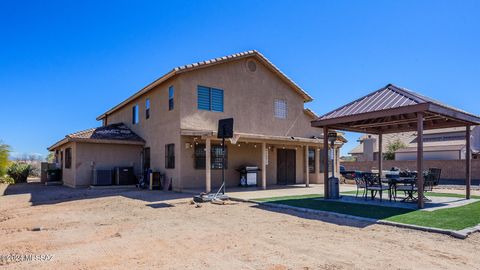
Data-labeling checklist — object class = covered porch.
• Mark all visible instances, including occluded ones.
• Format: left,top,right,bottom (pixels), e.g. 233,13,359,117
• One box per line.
180,130,345,192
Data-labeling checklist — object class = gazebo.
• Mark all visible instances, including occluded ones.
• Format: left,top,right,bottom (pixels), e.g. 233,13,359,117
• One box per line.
312,84,480,208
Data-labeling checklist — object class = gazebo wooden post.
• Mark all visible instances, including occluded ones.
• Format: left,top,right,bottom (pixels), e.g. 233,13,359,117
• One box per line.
466,125,471,199
417,113,425,209
378,133,383,178
323,127,329,199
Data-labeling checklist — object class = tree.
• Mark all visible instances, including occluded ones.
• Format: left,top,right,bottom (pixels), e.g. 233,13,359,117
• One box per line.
384,139,407,160
0,141,11,177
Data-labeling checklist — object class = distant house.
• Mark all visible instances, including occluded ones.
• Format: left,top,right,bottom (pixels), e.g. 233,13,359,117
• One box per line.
48,50,346,190
349,127,478,161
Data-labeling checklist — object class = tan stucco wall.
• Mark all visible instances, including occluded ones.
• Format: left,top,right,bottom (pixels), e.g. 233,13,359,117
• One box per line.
178,57,322,138
74,142,143,187
105,77,182,190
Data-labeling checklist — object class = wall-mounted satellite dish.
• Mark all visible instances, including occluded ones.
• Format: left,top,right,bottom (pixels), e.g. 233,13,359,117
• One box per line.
471,126,480,153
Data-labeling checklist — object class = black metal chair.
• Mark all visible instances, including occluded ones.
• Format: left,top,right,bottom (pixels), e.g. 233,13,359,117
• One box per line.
364,173,390,202
353,172,367,198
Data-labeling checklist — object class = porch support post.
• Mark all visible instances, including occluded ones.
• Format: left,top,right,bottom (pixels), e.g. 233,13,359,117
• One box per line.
323,127,329,198
261,142,267,190
378,133,383,178
205,138,211,193
417,113,425,209
466,125,471,199
315,147,320,184
305,145,310,187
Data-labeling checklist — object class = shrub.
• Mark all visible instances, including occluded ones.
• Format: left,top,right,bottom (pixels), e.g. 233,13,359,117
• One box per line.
6,162,32,183
0,175,15,184
0,141,10,178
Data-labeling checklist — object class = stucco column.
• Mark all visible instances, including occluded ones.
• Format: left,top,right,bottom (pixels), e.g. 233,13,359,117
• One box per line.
205,138,211,193
261,142,267,190
305,145,310,187
315,147,320,183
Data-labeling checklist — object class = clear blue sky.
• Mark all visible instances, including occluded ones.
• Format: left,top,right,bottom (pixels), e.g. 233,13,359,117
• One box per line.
1,0,479,158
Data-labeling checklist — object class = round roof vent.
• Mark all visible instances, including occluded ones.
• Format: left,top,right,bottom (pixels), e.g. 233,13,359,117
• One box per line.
247,59,257,72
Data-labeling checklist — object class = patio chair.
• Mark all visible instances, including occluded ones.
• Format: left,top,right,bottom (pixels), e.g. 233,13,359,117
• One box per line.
364,173,390,202
353,173,367,198
428,168,442,187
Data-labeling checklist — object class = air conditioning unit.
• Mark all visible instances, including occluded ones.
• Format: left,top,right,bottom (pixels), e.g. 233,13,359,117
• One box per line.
92,169,113,186
114,167,137,185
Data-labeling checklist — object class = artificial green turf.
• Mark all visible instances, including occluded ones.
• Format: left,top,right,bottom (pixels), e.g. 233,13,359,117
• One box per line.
254,194,413,220
386,201,480,230
255,192,480,231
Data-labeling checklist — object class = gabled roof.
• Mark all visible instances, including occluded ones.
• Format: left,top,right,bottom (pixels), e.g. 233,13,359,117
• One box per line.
48,123,145,151
312,84,480,134
97,50,313,120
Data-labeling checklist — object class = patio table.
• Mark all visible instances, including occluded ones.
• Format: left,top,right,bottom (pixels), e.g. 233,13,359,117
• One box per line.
382,177,416,201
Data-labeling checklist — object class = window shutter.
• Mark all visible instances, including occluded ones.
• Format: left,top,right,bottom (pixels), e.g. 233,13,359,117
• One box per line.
211,88,224,112
197,86,211,110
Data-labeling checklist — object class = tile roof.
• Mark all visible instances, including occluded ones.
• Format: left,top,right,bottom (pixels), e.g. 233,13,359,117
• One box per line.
48,123,145,150
67,123,145,142
97,50,312,120
395,144,465,153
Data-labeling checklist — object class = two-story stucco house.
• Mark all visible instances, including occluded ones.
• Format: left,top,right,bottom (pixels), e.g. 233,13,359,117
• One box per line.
48,50,346,191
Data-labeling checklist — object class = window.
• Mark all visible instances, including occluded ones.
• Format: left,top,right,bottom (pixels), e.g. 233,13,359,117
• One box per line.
143,147,151,170
145,99,150,119
132,105,139,124
274,99,287,119
165,144,175,169
308,149,315,173
65,148,72,169
197,86,224,112
194,144,228,169
168,86,174,111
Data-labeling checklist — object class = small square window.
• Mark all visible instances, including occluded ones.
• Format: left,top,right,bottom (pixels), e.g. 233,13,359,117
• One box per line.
274,99,287,119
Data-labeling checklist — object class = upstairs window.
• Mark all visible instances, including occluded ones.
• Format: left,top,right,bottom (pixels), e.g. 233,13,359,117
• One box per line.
165,144,175,169
65,148,72,169
132,104,139,124
274,99,287,119
145,98,150,119
197,86,224,112
168,86,174,111
308,148,315,173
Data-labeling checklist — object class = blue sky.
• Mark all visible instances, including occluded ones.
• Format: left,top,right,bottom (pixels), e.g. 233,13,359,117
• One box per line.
1,0,479,158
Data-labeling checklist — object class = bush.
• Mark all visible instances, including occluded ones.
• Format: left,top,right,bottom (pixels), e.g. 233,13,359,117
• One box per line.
6,162,32,183
0,141,10,178
0,175,15,184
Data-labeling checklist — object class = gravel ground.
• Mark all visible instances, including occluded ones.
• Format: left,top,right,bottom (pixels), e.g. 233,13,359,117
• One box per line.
1,183,479,270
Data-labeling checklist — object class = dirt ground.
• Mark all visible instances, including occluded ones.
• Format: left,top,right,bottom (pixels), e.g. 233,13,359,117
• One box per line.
1,183,479,270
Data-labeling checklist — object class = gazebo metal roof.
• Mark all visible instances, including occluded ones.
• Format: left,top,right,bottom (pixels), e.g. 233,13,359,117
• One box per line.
312,84,479,208
312,84,480,134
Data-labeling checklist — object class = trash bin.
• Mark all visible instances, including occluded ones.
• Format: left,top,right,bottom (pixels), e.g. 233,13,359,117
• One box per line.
47,169,62,182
